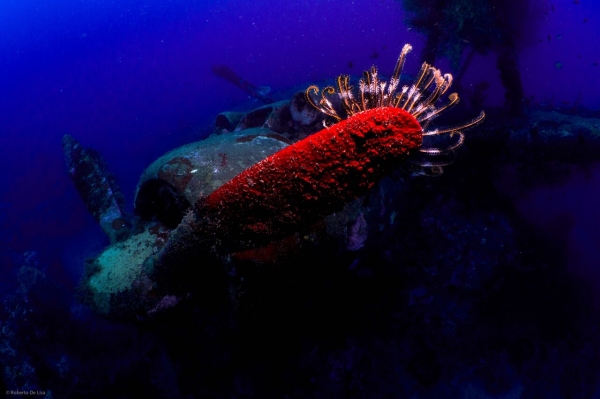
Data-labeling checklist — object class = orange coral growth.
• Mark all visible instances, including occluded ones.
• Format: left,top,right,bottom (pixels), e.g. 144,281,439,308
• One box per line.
199,107,422,252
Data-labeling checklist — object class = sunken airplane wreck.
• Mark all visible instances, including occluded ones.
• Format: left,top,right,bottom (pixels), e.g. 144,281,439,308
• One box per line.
64,44,483,320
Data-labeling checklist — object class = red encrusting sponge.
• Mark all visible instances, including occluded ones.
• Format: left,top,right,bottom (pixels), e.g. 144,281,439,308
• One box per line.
199,107,422,251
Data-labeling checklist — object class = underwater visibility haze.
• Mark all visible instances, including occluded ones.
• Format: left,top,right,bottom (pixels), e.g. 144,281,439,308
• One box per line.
1,0,600,397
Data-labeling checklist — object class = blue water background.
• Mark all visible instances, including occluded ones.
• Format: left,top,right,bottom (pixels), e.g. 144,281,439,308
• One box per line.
0,0,599,292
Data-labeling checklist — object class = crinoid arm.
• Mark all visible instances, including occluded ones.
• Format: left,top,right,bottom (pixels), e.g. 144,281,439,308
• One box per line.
305,85,342,124
304,43,485,175
422,111,486,137
408,111,485,175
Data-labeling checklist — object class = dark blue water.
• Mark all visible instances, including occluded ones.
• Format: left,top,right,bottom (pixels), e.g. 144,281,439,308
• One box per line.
1,0,600,397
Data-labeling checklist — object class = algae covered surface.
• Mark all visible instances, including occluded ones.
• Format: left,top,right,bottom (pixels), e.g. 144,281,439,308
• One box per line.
88,231,156,314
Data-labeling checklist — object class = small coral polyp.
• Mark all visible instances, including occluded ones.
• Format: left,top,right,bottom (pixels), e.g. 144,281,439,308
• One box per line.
306,43,485,175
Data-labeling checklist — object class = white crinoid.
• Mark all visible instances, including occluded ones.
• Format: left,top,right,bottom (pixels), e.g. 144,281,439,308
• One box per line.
305,43,485,175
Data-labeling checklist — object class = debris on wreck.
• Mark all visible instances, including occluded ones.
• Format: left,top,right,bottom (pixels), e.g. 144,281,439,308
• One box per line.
212,63,275,104
62,134,135,244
